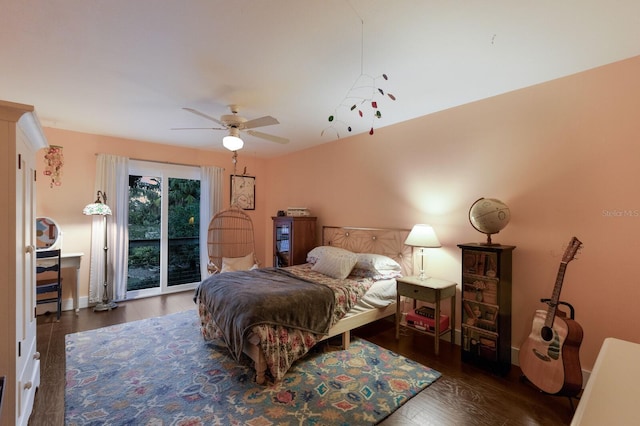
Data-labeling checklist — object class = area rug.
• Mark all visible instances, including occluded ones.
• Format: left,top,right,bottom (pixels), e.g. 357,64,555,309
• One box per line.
65,310,441,425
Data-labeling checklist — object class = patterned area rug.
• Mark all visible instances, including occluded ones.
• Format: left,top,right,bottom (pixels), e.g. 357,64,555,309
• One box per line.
65,310,441,425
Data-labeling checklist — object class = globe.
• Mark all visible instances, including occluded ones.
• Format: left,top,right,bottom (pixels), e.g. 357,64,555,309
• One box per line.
469,198,511,245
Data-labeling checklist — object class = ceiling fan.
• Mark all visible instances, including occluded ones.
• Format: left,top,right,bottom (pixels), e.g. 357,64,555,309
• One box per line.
174,105,289,150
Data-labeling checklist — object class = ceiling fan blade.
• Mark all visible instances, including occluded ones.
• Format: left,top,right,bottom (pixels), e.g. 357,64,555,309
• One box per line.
183,107,226,127
171,127,226,130
245,130,290,144
242,115,279,129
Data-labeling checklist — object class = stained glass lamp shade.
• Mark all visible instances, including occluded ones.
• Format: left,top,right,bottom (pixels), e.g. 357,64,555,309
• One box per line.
82,200,112,216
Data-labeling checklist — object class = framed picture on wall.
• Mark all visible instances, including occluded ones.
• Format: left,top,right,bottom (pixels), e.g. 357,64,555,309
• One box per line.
230,175,255,210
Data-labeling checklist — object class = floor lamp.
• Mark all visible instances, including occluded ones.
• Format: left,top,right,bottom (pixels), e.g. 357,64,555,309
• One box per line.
83,190,117,311
404,224,441,280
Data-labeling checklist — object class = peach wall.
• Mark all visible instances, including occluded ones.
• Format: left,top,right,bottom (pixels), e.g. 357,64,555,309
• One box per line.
264,55,640,371
36,130,267,303
35,55,640,372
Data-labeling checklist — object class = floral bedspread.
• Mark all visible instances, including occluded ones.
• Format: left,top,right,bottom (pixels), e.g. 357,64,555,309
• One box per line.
197,263,373,381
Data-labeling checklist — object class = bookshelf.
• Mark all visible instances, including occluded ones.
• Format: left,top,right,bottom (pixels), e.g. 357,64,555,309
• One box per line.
458,243,515,375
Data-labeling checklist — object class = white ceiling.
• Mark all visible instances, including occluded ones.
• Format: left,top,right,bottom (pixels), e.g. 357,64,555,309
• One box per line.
2,1,640,158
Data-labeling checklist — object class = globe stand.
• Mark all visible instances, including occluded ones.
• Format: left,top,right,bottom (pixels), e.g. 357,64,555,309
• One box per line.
483,233,496,246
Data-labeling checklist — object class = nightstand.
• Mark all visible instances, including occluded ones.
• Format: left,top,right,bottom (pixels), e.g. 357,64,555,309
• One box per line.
396,276,457,355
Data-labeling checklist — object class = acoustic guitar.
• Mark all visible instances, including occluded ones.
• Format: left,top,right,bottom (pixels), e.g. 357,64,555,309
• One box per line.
519,236,583,396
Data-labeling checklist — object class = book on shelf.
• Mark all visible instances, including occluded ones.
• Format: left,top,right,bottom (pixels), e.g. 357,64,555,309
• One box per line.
414,306,435,318
406,309,449,332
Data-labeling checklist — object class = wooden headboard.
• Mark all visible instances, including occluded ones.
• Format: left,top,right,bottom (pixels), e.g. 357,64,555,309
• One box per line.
322,226,413,277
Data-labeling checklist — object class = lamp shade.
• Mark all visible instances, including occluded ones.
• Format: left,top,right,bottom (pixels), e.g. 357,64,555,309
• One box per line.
404,224,441,248
83,191,112,216
223,128,244,151
83,203,112,216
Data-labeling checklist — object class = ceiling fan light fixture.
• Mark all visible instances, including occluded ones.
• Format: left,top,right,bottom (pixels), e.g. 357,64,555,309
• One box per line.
223,128,244,151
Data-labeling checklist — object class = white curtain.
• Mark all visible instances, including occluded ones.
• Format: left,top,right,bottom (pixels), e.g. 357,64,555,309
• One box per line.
200,166,224,280
89,154,129,303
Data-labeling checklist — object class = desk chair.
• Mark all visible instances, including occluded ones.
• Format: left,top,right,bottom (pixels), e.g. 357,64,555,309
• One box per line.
36,249,63,320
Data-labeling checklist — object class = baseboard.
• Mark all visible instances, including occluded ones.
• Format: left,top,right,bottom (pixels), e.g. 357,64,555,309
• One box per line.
36,296,90,315
448,328,591,387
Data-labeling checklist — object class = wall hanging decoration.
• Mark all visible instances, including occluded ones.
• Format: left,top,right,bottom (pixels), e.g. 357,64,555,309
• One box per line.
322,7,396,139
230,174,255,210
229,150,254,209
43,145,64,187
231,151,256,210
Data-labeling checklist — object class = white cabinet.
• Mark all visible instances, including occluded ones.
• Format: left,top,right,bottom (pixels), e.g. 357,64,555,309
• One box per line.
0,100,48,426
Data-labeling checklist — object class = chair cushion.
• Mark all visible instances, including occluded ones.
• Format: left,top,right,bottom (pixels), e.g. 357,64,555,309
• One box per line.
221,252,256,272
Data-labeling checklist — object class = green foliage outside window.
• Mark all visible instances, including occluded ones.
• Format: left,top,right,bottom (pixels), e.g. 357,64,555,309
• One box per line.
127,175,201,290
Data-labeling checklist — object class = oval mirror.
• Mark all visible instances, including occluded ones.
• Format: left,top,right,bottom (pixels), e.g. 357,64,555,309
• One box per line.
36,217,62,250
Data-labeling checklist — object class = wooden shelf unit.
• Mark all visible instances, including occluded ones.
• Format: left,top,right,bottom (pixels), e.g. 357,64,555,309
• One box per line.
272,216,317,267
458,243,515,375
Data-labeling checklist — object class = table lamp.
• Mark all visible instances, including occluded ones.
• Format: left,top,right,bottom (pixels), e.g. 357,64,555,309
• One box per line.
404,224,441,280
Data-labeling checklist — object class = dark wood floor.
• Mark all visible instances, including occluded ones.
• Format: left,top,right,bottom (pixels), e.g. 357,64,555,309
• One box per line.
358,323,576,425
29,291,575,425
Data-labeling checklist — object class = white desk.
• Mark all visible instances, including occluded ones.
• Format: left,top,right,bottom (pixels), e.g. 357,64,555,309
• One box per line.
38,252,83,313
571,338,640,425
61,252,83,312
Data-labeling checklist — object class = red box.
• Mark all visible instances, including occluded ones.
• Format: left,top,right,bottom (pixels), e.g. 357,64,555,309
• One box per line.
406,309,449,332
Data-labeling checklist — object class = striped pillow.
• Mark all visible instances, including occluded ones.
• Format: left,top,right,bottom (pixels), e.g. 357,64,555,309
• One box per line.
311,249,358,279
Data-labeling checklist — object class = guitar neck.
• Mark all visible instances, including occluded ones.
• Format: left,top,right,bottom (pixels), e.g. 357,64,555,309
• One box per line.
545,262,567,328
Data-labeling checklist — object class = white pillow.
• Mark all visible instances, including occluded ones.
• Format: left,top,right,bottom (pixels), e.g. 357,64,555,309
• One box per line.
349,253,403,280
221,252,256,272
306,246,354,264
349,267,402,280
355,278,397,308
311,249,358,279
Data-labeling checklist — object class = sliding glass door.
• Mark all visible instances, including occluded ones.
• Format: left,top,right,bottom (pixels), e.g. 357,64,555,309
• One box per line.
127,161,201,298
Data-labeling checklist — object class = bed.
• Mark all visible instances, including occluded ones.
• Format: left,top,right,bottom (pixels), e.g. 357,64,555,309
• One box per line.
195,225,412,384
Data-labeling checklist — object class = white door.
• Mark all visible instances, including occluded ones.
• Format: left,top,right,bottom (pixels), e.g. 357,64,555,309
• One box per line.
15,127,40,426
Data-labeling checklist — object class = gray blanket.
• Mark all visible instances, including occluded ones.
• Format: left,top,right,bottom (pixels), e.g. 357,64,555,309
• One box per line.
195,267,335,362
